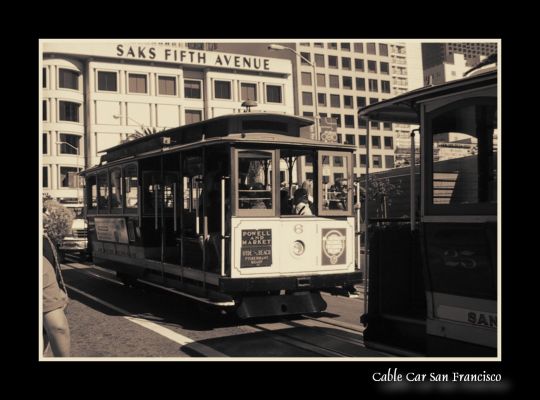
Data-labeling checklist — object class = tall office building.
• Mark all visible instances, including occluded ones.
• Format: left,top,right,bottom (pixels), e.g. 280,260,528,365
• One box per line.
422,42,497,69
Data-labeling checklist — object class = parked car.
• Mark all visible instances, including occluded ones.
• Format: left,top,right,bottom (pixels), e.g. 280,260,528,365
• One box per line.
58,204,88,261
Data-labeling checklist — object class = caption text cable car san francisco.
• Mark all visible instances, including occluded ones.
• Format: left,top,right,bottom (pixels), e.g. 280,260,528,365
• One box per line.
80,112,362,319
358,64,498,356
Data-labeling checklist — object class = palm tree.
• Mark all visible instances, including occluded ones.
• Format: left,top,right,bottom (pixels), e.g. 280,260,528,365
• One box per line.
122,126,165,143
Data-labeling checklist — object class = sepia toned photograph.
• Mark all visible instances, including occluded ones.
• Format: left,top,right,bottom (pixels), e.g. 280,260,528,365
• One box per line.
39,39,499,362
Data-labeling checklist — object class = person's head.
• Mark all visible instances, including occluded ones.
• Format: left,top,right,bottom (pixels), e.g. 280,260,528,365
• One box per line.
293,188,308,205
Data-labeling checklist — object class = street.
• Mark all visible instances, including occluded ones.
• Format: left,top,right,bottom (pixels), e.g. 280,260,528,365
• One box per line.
44,255,387,358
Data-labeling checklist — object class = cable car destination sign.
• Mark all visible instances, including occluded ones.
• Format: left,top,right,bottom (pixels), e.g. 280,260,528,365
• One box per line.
240,229,273,268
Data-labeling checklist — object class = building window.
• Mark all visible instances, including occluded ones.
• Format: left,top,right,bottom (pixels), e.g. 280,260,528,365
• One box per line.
185,110,202,124
384,136,393,149
59,134,81,155
302,92,313,106
43,166,49,188
370,121,380,130
214,80,231,99
342,76,353,90
300,52,311,65
359,154,367,166
317,73,326,87
354,43,364,53
128,73,147,94
187,43,204,50
381,80,391,93
366,43,377,55
303,111,313,117
358,117,367,128
301,72,312,86
300,42,310,47
158,76,177,96
97,71,118,92
344,95,353,109
357,97,366,108
59,68,79,90
379,43,389,56
329,75,340,88
59,101,80,122
356,78,366,91
241,82,257,101
314,42,324,48
355,59,365,71
42,100,47,121
328,55,338,68
60,166,82,188
344,115,355,128
383,122,392,131
333,156,343,167
380,62,389,75
42,68,47,88
371,136,381,149
372,155,382,168
368,60,377,73
315,54,325,67
342,57,351,69
266,85,282,103
385,155,394,168
368,79,379,92
344,134,355,145
341,43,351,51
369,97,379,105
330,94,340,108
337,134,342,143
42,133,48,154
359,135,366,147
328,43,338,50
184,79,202,99
331,113,341,127
318,93,326,106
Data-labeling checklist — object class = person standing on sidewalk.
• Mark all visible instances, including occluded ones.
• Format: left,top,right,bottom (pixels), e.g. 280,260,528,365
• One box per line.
42,234,70,357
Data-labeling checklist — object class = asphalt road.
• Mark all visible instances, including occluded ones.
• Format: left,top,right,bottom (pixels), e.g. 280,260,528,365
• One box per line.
42,255,384,359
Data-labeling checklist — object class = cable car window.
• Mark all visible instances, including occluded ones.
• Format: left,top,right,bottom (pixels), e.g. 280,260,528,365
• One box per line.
86,174,97,213
279,149,316,216
237,150,274,214
110,167,122,212
318,151,353,216
97,172,109,212
123,164,138,210
143,172,160,215
427,98,497,213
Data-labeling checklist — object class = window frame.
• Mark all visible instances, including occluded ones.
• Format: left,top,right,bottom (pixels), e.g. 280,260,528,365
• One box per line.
58,68,80,91
423,96,497,216
231,148,278,217
127,72,149,95
317,150,353,217
214,79,233,100
184,78,203,99
265,84,283,104
96,70,119,93
157,74,178,97
58,100,81,123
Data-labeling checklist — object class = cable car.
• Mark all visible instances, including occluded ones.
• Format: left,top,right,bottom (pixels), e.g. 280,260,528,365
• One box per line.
358,67,498,356
81,113,362,318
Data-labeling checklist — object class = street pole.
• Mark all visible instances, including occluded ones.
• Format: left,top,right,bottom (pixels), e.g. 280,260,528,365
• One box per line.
312,60,320,141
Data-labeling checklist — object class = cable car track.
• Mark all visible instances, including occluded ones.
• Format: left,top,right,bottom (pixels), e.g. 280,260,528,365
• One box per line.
61,257,388,357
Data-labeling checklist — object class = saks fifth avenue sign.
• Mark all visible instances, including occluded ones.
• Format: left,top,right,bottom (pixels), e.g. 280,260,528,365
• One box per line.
43,42,291,74
116,44,272,71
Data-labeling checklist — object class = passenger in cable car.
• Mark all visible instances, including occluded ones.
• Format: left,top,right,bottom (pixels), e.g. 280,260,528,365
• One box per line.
293,188,313,216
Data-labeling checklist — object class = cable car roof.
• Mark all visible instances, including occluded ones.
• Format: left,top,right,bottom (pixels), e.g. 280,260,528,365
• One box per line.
358,68,497,124
97,113,319,164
